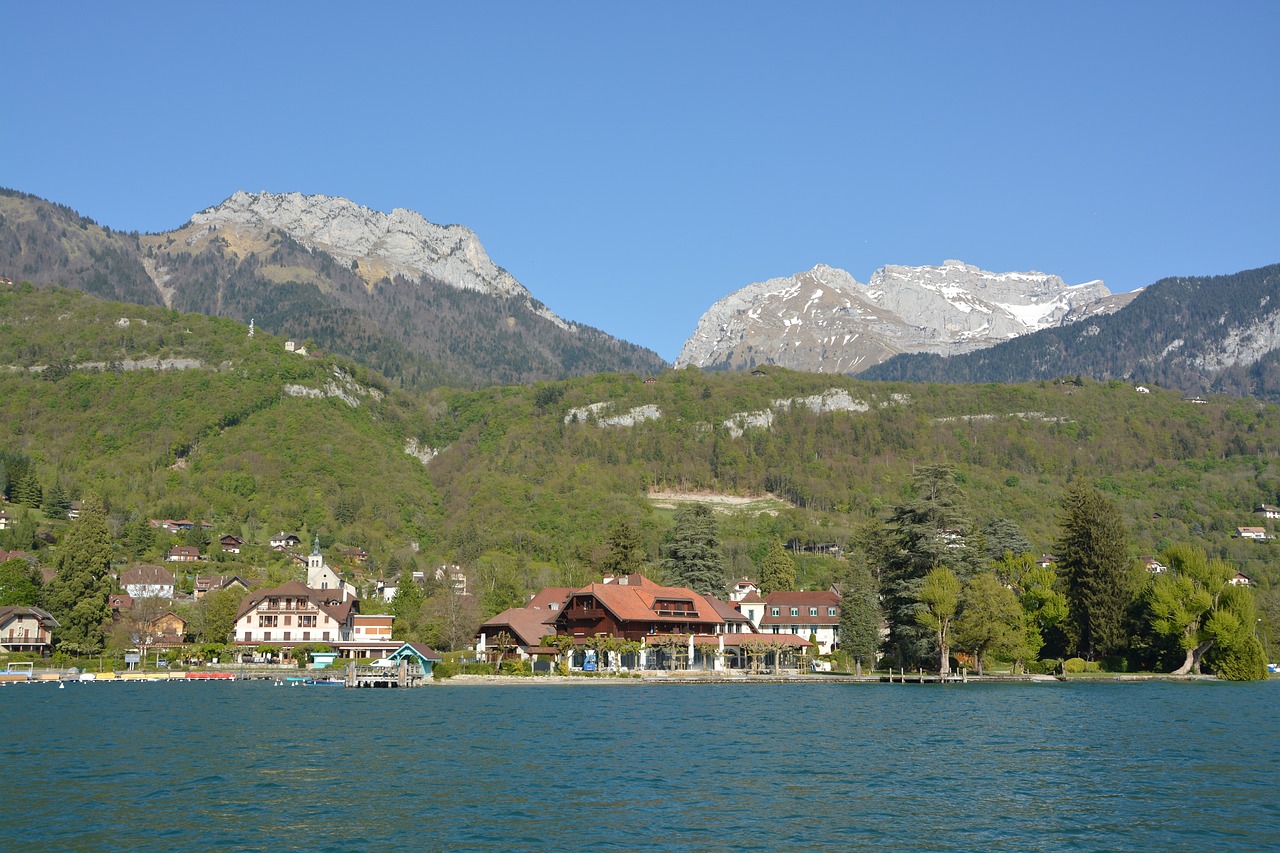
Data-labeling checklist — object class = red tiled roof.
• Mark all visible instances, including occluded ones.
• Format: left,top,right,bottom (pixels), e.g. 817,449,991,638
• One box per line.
570,575,724,625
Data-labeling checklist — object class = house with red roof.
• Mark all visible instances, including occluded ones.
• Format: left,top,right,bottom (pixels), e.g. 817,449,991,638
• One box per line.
232,581,396,659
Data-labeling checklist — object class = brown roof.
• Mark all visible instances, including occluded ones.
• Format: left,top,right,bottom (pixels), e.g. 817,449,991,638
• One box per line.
704,595,754,624
121,564,176,586
759,590,840,626
234,580,356,625
527,587,574,613
738,590,765,604
0,605,60,628
478,607,558,647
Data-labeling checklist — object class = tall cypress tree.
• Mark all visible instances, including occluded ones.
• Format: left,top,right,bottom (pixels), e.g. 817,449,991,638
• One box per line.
601,517,647,576
1056,483,1133,661
42,494,113,653
758,538,796,594
660,503,725,596
838,555,881,675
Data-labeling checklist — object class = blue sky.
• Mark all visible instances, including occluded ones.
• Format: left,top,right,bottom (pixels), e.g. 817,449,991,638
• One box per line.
3,3,1277,362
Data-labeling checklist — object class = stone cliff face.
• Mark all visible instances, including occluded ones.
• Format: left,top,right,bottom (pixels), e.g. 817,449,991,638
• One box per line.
188,191,567,328
676,260,1119,373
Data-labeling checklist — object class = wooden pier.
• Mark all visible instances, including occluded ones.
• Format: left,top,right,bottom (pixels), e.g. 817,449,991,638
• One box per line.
343,660,429,688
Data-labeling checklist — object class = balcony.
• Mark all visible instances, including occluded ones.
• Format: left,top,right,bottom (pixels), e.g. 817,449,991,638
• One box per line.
574,608,606,619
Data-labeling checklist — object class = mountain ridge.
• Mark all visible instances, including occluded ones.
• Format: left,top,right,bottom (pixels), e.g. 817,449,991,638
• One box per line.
676,260,1132,374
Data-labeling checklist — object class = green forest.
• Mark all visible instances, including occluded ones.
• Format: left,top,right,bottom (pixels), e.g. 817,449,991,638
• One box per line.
1,281,1278,674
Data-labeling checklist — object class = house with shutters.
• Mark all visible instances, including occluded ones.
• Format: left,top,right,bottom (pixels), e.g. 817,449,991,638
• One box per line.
0,606,59,654
749,590,841,654
120,564,176,599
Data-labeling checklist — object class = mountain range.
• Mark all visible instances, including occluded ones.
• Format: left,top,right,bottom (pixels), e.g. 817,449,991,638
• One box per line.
2,187,1276,400
0,188,665,389
676,260,1136,374
861,264,1280,401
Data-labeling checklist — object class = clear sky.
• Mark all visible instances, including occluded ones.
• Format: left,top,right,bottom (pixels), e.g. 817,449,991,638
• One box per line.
3,2,1277,362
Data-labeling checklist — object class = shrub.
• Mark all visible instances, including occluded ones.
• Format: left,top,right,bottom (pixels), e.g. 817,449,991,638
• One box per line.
432,661,458,680
1063,657,1087,673
1214,636,1269,682
1026,658,1054,675
500,659,529,676
556,659,570,676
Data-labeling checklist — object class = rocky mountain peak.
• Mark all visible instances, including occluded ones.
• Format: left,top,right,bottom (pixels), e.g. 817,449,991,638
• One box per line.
676,261,1118,374
189,191,567,328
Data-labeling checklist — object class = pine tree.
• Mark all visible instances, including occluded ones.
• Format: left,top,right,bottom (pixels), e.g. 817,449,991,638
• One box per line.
14,471,42,508
837,555,880,675
758,538,796,594
601,517,647,576
660,504,725,596
41,494,113,653
42,481,71,519
1056,483,1134,661
881,465,978,668
391,567,424,639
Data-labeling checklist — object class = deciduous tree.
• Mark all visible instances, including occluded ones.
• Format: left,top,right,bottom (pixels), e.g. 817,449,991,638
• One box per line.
954,572,1022,675
916,567,961,676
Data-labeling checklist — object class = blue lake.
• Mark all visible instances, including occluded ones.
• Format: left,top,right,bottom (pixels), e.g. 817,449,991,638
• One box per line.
4,679,1278,852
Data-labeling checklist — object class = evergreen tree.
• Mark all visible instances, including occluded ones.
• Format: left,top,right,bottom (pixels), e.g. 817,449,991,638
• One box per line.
41,494,113,653
42,481,71,519
979,518,1032,565
881,465,978,668
758,538,796,594
14,471,42,508
601,517,647,576
1056,483,1134,661
391,566,424,638
837,555,880,675
660,503,725,596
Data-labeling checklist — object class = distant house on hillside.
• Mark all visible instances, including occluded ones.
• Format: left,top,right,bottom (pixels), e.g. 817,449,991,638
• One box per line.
0,511,11,531
1237,526,1273,541
167,545,202,563
220,535,243,554
1140,556,1167,574
270,531,302,550
121,565,176,598
1230,571,1252,586
1254,504,1280,520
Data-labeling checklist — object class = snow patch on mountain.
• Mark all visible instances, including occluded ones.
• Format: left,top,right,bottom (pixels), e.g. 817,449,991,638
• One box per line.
677,261,1117,374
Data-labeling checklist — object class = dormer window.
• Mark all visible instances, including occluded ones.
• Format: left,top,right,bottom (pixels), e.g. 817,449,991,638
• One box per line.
771,607,780,617
809,607,818,617
790,607,799,617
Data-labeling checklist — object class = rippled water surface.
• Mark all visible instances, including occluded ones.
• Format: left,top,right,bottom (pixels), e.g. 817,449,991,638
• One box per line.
4,679,1278,851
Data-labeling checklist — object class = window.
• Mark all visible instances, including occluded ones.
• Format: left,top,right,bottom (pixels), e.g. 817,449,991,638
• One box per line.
828,607,838,617
300,615,316,627
790,607,799,617
258,615,278,627
303,632,310,641
809,607,818,617
323,632,330,642
284,614,292,626
771,607,780,617
283,632,291,641
263,631,271,641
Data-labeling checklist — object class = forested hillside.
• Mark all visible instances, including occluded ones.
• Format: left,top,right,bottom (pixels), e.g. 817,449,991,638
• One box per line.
861,264,1280,401
3,282,1279,640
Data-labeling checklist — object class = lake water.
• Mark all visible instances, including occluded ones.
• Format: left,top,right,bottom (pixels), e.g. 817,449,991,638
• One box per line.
4,679,1278,852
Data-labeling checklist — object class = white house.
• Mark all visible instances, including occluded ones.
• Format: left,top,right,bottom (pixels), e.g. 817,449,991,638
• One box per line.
120,564,176,599
746,590,841,655
1254,504,1280,520
1237,526,1272,541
